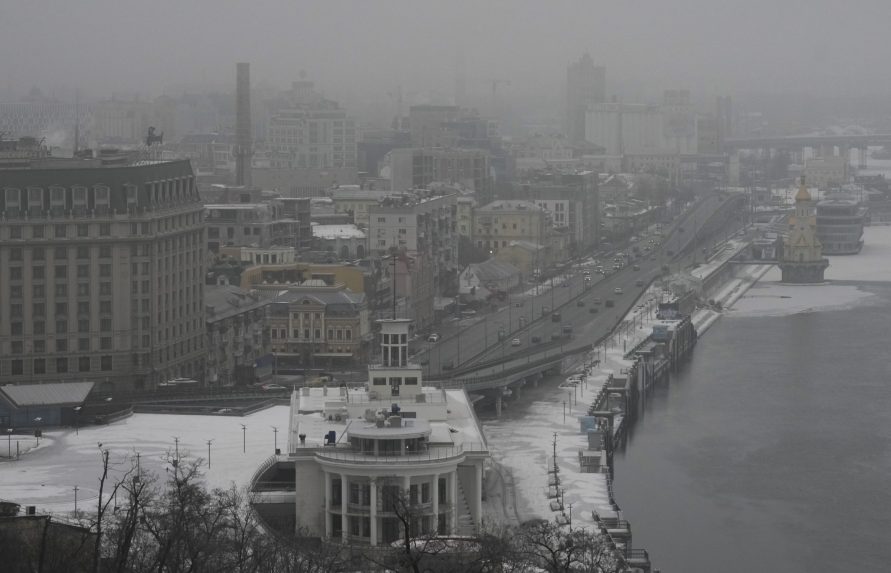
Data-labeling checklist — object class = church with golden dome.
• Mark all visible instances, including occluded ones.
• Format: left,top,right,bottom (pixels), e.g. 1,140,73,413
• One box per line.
780,176,829,283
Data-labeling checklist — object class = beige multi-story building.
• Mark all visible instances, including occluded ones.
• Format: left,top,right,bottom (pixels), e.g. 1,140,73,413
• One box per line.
368,193,458,331
386,147,490,193
456,196,476,238
266,287,370,368
0,154,206,392
474,200,570,268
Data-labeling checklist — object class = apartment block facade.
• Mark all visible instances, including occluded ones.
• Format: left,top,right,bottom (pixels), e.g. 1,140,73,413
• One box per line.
0,156,206,392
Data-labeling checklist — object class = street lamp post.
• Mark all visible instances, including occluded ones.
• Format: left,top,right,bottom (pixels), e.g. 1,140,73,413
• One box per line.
73,406,82,435
6,428,11,459
206,439,214,469
74,485,79,516
33,417,42,446
241,424,247,453
272,426,279,453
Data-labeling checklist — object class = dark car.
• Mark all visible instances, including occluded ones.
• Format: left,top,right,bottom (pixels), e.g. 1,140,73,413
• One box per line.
605,299,615,308
577,300,585,307
531,336,542,344
551,332,561,341
589,307,599,314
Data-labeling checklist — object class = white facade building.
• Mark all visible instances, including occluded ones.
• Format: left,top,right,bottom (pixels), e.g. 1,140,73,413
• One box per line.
250,319,489,546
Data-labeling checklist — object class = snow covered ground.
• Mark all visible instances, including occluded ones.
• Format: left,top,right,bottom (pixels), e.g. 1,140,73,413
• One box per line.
0,406,289,516
728,225,891,318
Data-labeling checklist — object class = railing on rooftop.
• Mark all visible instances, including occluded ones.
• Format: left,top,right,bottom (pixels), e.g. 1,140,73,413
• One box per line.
303,442,487,464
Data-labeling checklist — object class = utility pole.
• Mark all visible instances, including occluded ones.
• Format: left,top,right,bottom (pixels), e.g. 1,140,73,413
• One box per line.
74,485,79,516
241,424,247,453
272,426,279,453
206,440,213,469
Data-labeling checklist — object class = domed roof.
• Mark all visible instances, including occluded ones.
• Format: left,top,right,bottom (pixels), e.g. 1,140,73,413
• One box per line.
795,177,812,202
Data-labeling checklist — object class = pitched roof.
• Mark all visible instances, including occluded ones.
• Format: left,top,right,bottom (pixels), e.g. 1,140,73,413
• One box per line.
467,259,521,283
0,382,94,407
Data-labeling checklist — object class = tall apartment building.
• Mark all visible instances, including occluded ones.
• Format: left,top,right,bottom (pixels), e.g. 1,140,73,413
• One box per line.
517,170,599,254
473,200,569,265
386,147,490,193
205,197,311,253
0,154,206,392
368,193,458,331
565,53,606,144
256,80,358,195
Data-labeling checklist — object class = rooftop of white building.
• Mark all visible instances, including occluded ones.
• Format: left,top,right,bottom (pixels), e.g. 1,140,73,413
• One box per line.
288,385,486,453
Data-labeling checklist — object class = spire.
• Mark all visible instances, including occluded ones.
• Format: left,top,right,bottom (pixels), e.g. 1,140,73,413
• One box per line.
795,175,811,202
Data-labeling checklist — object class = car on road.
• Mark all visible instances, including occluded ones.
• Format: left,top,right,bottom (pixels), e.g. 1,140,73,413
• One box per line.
442,360,455,371
605,299,615,308
542,306,551,316
427,333,440,342
551,332,562,341
632,264,640,271
589,307,599,314
577,300,585,307
261,384,287,391
551,312,562,322
562,325,573,335
531,336,541,344
635,279,645,287
511,338,521,347
614,287,624,295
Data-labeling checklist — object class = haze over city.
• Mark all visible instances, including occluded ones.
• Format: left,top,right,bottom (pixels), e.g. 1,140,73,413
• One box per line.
5,0,891,106
2,2,891,572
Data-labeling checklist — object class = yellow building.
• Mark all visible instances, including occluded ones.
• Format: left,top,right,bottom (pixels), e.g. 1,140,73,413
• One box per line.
457,196,476,238
240,262,366,294
474,200,570,265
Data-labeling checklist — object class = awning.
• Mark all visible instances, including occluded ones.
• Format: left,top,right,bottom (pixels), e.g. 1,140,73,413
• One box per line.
313,352,354,358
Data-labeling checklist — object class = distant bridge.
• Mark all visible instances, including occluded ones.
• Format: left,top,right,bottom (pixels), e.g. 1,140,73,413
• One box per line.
723,133,891,152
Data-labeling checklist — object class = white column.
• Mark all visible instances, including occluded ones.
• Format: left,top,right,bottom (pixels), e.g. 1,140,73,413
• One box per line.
324,471,332,538
451,471,458,535
370,477,378,546
432,473,440,534
340,473,348,544
474,463,482,530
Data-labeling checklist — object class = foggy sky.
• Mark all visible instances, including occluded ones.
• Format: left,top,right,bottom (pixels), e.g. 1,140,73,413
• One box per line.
3,0,890,105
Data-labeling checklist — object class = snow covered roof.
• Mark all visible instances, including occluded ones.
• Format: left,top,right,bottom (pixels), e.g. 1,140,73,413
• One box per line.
312,224,366,240
1,382,94,407
465,259,520,283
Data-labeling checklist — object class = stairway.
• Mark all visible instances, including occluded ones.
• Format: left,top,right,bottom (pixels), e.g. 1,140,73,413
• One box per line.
455,479,476,536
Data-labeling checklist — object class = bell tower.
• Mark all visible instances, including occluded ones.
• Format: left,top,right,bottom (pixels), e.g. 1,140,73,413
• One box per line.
780,176,829,283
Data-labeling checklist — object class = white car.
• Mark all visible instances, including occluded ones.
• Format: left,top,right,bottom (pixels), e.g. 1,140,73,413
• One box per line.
511,338,521,347
427,333,440,342
614,287,624,295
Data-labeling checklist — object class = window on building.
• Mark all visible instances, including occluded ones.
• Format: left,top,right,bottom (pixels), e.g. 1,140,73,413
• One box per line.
10,322,23,336
54,224,67,238
77,224,88,237
78,338,89,351
101,337,111,350
11,360,23,376
56,357,68,373
421,482,431,503
11,341,23,354
10,267,22,280
33,340,45,353
79,357,91,372
55,265,68,278
100,356,112,371
34,321,44,335
56,339,68,352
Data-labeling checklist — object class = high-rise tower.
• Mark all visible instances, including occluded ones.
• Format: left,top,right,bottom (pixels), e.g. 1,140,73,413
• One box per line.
235,62,253,187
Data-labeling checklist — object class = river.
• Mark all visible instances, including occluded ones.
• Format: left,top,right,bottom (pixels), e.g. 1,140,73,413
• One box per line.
612,282,891,572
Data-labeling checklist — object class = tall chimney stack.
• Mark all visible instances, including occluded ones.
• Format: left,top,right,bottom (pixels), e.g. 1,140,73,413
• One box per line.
235,62,253,187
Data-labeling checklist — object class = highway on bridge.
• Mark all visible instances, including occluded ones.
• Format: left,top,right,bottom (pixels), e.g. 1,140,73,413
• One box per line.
419,192,746,381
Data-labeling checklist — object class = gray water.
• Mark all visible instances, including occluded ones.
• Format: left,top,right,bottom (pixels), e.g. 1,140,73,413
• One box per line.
613,284,891,572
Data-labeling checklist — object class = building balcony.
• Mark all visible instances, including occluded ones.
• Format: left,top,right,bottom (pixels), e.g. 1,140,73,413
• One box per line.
307,442,486,465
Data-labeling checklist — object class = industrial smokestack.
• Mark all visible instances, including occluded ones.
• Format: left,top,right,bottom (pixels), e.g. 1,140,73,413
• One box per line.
235,62,252,187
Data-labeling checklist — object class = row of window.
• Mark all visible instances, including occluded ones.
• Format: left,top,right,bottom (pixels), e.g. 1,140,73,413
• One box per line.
9,355,114,375
8,317,116,336
9,336,113,354
7,244,114,261
4,222,113,240
7,299,114,316
270,327,353,341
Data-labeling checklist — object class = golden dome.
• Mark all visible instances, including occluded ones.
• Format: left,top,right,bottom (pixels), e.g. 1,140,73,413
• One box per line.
795,177,811,202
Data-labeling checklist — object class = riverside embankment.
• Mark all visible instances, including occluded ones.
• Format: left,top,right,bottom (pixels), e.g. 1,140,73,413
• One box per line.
481,237,766,571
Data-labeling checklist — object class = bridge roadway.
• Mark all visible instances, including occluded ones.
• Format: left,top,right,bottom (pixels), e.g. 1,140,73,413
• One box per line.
424,191,748,391
723,133,891,151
